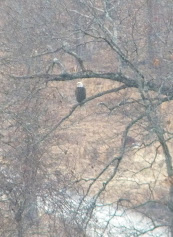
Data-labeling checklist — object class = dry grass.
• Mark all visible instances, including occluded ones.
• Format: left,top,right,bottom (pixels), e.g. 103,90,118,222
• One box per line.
46,79,170,205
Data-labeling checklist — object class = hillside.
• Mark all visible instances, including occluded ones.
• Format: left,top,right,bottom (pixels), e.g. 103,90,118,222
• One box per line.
0,0,173,236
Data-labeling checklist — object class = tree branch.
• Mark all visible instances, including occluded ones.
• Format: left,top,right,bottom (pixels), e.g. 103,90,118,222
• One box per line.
11,71,173,97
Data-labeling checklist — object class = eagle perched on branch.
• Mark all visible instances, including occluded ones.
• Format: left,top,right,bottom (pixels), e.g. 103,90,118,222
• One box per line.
75,82,86,104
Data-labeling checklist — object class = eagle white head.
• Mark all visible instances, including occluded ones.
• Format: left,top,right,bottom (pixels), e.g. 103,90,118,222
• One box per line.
77,82,84,87
53,58,59,63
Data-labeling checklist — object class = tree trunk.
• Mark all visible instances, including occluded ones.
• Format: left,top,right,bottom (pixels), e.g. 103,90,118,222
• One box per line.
147,0,154,64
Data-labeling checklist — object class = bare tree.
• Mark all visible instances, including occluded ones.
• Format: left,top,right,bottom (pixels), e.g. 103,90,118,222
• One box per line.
0,0,173,236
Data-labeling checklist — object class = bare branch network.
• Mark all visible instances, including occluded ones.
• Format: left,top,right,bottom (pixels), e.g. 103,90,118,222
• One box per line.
11,71,173,98
1,0,173,236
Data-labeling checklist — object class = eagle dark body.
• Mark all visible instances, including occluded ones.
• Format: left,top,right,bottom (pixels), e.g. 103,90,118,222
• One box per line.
75,84,86,103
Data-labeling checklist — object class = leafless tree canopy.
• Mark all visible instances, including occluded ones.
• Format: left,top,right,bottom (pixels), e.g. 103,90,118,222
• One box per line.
0,0,173,236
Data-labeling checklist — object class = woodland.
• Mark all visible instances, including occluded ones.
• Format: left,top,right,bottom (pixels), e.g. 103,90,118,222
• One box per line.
0,0,173,236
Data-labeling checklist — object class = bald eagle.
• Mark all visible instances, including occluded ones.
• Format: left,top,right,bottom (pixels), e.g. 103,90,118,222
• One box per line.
75,82,86,104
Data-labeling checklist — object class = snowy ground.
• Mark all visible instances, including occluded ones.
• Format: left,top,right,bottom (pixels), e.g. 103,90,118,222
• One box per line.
87,204,169,237
38,193,170,237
